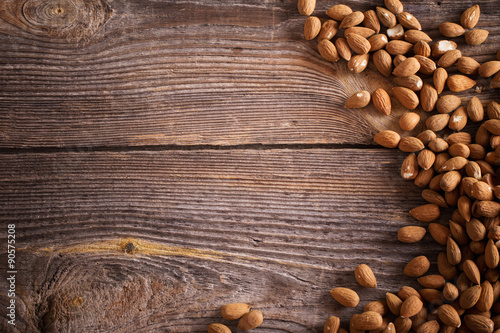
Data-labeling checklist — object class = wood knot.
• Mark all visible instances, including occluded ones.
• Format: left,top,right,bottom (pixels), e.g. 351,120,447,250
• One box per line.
0,0,113,42
123,242,137,255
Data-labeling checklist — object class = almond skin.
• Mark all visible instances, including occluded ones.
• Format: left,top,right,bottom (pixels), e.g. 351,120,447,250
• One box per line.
393,57,420,77
415,55,436,75
398,226,426,243
420,83,438,112
447,75,476,92
386,40,413,55
335,38,351,61
394,75,423,91
464,315,494,333
372,88,392,115
410,203,440,222
304,16,321,40
433,67,448,94
457,56,481,75
404,30,431,44
330,287,360,307
461,5,480,29
318,40,340,62
403,255,430,277
237,310,263,330
400,295,423,318
417,275,446,289
221,303,251,320
438,49,462,68
418,151,436,171
437,304,461,328
368,34,388,51
393,86,419,109
345,27,376,38
400,112,420,131
465,29,489,46
478,61,500,78
386,292,403,315
439,22,466,37
401,153,418,180
298,0,316,16
355,264,377,288
318,20,339,41
373,49,392,77
467,96,484,122
385,0,404,14
326,4,352,21
436,95,461,114
348,53,369,74
426,114,450,132
345,91,370,108
414,41,431,57
376,7,397,28
363,10,381,33
397,12,421,30
399,137,424,152
346,33,371,54
432,40,457,58
374,130,400,148
340,11,365,29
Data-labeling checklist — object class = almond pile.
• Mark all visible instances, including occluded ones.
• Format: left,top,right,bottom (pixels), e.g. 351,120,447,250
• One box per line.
299,0,500,332
208,303,263,332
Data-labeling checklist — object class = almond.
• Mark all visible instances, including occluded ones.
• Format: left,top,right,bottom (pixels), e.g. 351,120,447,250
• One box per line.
449,142,470,158
446,236,462,265
318,39,340,62
397,12,421,30
439,156,468,172
393,54,406,67
484,119,500,135
398,226,426,243
385,0,404,14
355,264,377,288
436,95,461,114
438,49,462,68
371,88,392,115
475,200,500,218
340,11,365,29
326,4,352,21
418,275,446,289
394,75,423,91
466,217,486,241
335,38,351,61
376,7,397,28
465,160,481,179
369,34,389,51
304,16,321,40
324,316,340,333
433,68,448,95
485,239,499,269
330,287,360,307
404,255,430,277
374,130,400,148
348,53,369,74
393,86,419,109
447,75,476,92
487,101,500,120
345,27,376,38
471,181,494,201
418,151,436,170
478,61,500,78
410,203,440,222
399,136,425,152
438,251,458,280
414,41,431,57
476,281,494,312
386,292,403,315
442,282,459,301
208,323,231,333
426,114,449,132
345,91,370,108
457,56,481,75
298,0,315,16
400,112,420,131
465,29,489,46
393,57,420,77
400,295,423,318
464,315,494,333
428,138,449,153
432,40,458,58
463,259,481,284
491,71,500,88
346,33,371,54
441,171,462,192
351,311,383,331
437,304,461,328
417,130,437,145
373,49,392,77
221,303,251,320
386,24,404,40
318,20,339,41
461,5,480,29
439,22,466,37
420,83,438,112
364,300,389,316
414,168,435,188
401,153,419,180
363,10,381,33
415,55,436,76
467,96,484,122
386,40,413,55
416,320,440,333
237,310,263,330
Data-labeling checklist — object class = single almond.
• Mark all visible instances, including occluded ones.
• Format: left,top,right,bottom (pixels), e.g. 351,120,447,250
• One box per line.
298,0,315,16
221,303,251,320
345,27,376,38
417,130,436,145
476,200,500,218
326,4,352,21
348,53,369,74
400,112,420,131
372,88,392,115
363,10,381,33
420,83,438,112
393,57,420,77
404,30,431,44
485,239,499,269
478,61,500,78
385,0,404,14
335,38,351,61
487,101,500,119
355,264,377,288
439,156,468,172
438,49,462,68
418,275,446,289
464,314,494,333
465,29,489,46
374,130,400,148
476,281,494,312
463,259,481,284
410,203,440,222
447,236,462,266
414,168,434,188
492,71,500,88
415,55,436,75
426,114,450,132
404,255,430,277
324,316,340,333
318,20,339,41
345,91,370,108
439,22,466,37
364,300,389,316
386,24,404,40
466,217,486,241
208,323,231,333
368,34,388,51
386,40,413,55
330,287,360,307
346,33,371,54
428,138,449,153
401,153,419,180
393,86,419,109
400,295,423,318
237,310,263,330
351,311,383,331
471,181,494,201
484,119,500,135
398,226,426,243
376,7,397,28
433,67,448,94
340,11,365,29
386,292,403,315
304,16,321,40
447,75,476,92
414,41,431,57
441,170,462,192
393,54,406,67
437,304,461,328
373,49,392,77
418,151,436,171
457,56,481,75
432,40,457,58
437,251,458,280
449,142,470,158
318,39,340,62
442,281,459,301
467,96,484,122
397,12,421,30
436,95,461,114
399,136,424,152
461,5,480,29
394,75,423,91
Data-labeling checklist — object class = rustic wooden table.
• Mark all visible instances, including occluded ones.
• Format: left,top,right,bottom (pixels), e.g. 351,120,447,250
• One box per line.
1,0,499,332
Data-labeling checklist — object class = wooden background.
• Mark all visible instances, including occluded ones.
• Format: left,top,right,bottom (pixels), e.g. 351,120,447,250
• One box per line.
0,0,499,332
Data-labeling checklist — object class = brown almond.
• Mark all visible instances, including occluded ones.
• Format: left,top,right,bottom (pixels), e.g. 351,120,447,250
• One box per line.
400,295,423,318
351,311,383,331
398,226,426,243
447,75,476,92
355,264,377,288
485,239,499,269
418,275,446,289
393,86,419,109
368,34,389,51
318,39,340,62
398,12,421,30
437,95,462,114
461,5,480,29
385,0,404,14
465,160,481,179
237,310,263,330
433,67,448,94
324,316,341,333
372,89,392,116
374,130,400,148
400,112,420,131
326,4,352,21
479,61,500,78
386,40,413,55
318,20,339,41
467,96,484,122
428,138,449,153
448,142,470,158
477,201,500,218
416,320,440,333
438,49,462,68
449,107,467,131
404,256,430,277
476,281,494,312
345,27,376,38
464,314,494,333
471,181,494,201
208,323,231,333
438,251,458,280
345,91,370,108
438,304,461,328
348,53,369,74
467,217,486,241
442,281,459,301
422,189,446,207
364,300,388,316
393,57,420,77
346,33,371,54
447,236,462,265
438,156,468,172
457,56,481,75
418,150,436,170
492,71,500,88
363,10,381,33
426,114,450,132
439,22,466,37
376,7,397,28
414,41,431,57
386,292,403,315
373,49,392,77
335,38,351,61
330,287,359,307
420,83,438,112
447,131,471,144
460,285,482,309
394,75,423,91
432,40,458,58
340,11,365,29
484,119,500,135
298,0,315,16
487,101,500,119
404,30,431,44
441,170,461,192
417,129,437,145
401,153,419,180
304,16,321,40
415,55,436,75
463,259,481,284
221,303,251,320
466,29,489,46
399,136,424,152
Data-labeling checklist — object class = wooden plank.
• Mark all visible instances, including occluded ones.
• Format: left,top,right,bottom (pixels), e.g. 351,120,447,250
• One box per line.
0,0,499,148
0,149,442,332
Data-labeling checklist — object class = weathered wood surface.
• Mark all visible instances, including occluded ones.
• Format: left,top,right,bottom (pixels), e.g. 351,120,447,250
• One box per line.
0,0,499,332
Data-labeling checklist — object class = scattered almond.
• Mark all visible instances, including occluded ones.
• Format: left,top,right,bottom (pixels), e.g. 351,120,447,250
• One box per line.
208,323,231,333
346,33,371,54
376,7,397,28
348,53,369,74
330,287,360,307
373,49,392,77
457,56,481,75
465,29,489,46
345,91,371,108
374,130,400,148
398,226,426,243
326,4,352,21
461,5,480,29
221,303,251,320
363,10,381,33
397,12,421,30
340,11,365,29
393,86,419,109
304,16,321,40
439,22,466,37
318,39,340,62
237,310,263,330
355,264,377,288
372,88,392,115
447,74,476,92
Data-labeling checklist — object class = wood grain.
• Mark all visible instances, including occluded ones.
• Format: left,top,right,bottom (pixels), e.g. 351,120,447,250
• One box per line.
0,149,442,332
0,0,499,148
